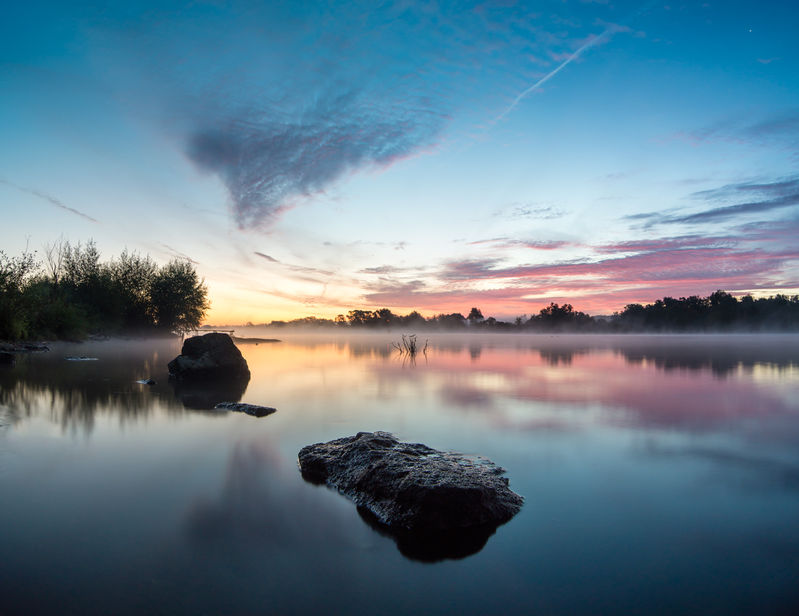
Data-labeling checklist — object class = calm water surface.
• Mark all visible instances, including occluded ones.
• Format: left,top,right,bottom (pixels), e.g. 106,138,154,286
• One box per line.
1,333,798,615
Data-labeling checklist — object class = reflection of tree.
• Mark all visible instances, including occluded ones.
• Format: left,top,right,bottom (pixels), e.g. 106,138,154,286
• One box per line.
347,343,392,359
619,342,799,377
0,340,185,433
538,349,575,366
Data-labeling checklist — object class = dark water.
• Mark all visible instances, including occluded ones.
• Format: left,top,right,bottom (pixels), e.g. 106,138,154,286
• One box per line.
1,333,799,615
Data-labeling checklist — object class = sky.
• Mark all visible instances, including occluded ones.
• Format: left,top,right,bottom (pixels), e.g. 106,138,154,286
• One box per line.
2,0,798,323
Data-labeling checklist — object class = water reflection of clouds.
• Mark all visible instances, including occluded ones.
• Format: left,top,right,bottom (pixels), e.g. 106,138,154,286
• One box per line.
356,335,799,439
6,334,799,444
643,442,799,492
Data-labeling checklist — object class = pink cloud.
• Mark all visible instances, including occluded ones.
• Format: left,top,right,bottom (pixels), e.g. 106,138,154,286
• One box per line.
359,235,799,316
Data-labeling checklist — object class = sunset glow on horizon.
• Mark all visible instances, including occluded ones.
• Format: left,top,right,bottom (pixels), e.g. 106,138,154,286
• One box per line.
2,1,798,324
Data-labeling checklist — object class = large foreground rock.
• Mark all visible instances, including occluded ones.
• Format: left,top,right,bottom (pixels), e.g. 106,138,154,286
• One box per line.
298,431,523,532
168,333,250,382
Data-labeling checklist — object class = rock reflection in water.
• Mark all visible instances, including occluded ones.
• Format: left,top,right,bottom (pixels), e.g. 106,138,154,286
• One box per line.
170,376,249,410
356,506,497,562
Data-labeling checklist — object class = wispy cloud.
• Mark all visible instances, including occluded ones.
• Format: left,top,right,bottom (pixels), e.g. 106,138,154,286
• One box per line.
254,252,279,263
680,109,799,157
641,175,799,226
253,251,334,277
89,1,637,228
494,203,566,220
160,244,199,264
359,265,422,275
0,178,98,223
441,246,791,283
187,96,444,228
690,177,799,202
595,235,735,253
467,237,571,250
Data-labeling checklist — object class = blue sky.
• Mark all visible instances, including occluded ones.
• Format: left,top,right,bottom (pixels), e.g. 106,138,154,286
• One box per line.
2,0,798,322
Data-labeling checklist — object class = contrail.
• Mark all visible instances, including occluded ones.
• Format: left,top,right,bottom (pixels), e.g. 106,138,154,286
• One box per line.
493,1,656,124
494,29,615,124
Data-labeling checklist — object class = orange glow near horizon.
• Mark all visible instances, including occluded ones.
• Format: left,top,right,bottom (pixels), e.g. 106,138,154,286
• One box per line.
201,286,797,326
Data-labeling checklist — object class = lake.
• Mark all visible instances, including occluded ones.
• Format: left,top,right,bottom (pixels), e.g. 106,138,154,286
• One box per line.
1,332,799,615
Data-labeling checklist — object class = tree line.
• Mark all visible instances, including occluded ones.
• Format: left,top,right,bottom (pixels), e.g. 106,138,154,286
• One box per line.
0,240,209,340
256,303,593,331
5,237,797,341
615,290,799,331
251,290,799,332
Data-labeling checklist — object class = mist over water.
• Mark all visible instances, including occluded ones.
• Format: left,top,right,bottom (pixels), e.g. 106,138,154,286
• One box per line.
1,333,798,614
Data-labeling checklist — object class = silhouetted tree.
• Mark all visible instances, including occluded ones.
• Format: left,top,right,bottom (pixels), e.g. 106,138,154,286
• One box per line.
615,290,799,331
467,307,484,326
110,250,158,330
149,259,209,335
0,249,38,339
433,313,467,329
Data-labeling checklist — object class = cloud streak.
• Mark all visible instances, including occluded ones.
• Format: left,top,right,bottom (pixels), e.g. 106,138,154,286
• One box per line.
630,175,799,227
254,251,334,277
0,179,98,223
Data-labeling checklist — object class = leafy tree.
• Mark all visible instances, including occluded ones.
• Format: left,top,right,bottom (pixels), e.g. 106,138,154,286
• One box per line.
433,313,467,329
373,308,397,327
399,310,427,328
0,249,39,339
346,310,372,326
109,250,157,330
467,307,484,325
149,259,209,334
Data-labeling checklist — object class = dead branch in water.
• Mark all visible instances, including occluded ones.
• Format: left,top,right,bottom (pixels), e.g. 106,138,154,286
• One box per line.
391,334,428,358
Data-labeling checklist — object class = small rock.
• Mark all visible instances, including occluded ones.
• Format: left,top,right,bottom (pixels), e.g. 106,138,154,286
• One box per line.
65,356,99,361
21,342,50,352
214,402,277,417
136,378,156,385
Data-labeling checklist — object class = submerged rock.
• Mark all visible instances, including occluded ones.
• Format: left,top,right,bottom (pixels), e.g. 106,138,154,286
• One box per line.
0,342,49,353
298,431,523,532
231,336,281,344
214,402,277,417
168,333,250,382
